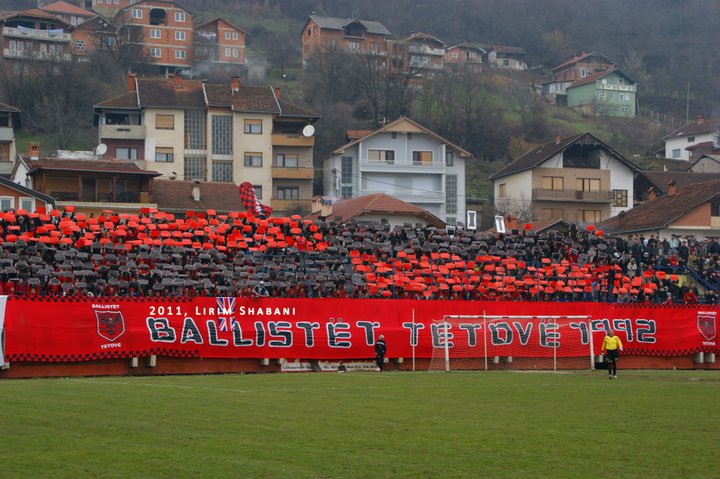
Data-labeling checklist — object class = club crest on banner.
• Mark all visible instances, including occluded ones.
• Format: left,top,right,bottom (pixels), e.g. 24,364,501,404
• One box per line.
95,310,126,342
697,312,716,341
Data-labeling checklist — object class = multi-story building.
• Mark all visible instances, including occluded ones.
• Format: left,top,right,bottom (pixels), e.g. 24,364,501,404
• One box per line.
40,1,96,27
0,9,73,73
399,32,446,81
490,132,639,224
0,103,20,170
114,0,194,73
91,0,134,21
445,42,485,73
69,15,117,61
94,74,320,215
323,117,471,226
543,51,615,106
193,17,247,68
566,68,637,118
664,116,720,161
301,14,391,66
485,45,527,70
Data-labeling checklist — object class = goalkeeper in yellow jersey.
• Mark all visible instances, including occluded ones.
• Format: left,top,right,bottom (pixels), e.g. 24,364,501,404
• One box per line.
601,329,623,379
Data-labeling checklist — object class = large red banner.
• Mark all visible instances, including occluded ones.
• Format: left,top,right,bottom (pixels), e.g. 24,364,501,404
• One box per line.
2,296,718,362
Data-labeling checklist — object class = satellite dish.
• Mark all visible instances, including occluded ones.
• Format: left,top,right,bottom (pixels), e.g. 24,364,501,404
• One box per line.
601,79,607,85
96,143,107,155
302,124,315,137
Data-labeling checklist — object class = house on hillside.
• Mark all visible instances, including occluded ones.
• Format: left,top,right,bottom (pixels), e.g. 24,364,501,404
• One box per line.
323,117,471,226
543,51,615,106
489,132,639,224
90,0,133,19
688,153,720,173
397,32,446,81
663,116,720,161
634,171,720,203
308,192,445,228
486,45,527,70
193,17,247,72
0,103,21,170
301,15,391,67
0,9,73,73
445,42,485,73
598,178,720,240
94,74,320,216
113,0,194,74
69,15,117,61
565,68,638,118
40,1,95,26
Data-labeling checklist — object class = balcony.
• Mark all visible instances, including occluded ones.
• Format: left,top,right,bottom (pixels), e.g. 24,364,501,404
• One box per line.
271,167,314,180
532,188,612,202
359,159,445,174
271,133,314,147
408,45,445,56
3,49,72,62
3,26,71,42
99,124,146,140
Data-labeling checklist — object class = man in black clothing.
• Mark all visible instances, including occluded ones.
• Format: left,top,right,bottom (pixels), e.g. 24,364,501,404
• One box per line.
374,335,386,371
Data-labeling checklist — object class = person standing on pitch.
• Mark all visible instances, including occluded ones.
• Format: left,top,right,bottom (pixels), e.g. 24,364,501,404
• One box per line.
601,329,623,379
374,335,387,371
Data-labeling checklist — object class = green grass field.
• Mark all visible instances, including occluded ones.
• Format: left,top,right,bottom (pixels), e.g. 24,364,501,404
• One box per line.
1,370,719,478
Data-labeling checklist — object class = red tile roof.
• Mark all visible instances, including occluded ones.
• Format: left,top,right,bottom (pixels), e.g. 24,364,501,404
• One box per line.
309,193,444,227
640,171,720,194
598,179,720,234
41,1,95,16
664,117,720,140
552,51,614,72
152,180,244,212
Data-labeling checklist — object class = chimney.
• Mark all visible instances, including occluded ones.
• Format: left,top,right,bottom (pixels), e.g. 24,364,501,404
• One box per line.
230,76,240,93
667,179,677,196
29,142,40,160
696,115,704,125
128,72,137,93
554,131,561,144
191,181,201,201
274,86,281,99
647,186,656,201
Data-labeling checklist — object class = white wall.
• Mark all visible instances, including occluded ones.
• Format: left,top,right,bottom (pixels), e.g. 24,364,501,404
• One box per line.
604,153,634,217
665,131,717,161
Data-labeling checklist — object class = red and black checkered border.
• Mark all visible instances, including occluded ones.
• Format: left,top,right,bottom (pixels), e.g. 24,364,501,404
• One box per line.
6,348,199,362
7,296,194,303
623,346,717,357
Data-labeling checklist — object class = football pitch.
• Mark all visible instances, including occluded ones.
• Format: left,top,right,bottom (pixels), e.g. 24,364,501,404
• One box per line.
1,370,719,479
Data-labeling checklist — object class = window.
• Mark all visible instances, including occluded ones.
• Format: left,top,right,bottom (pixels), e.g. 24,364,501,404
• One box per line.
75,40,85,50
577,210,601,224
412,151,433,166
446,175,457,214
225,47,231,57
211,115,232,155
175,49,186,59
232,32,239,40
328,39,336,48
672,148,681,159
0,197,13,211
184,110,206,149
253,185,262,199
451,52,458,59
541,176,564,190
155,147,174,162
341,156,353,184
184,157,206,181
370,42,378,51
277,187,299,200
244,119,262,134
598,91,606,101
106,36,116,46
368,149,394,164
612,189,628,207
581,68,591,77
341,186,352,198
244,152,262,167
391,132,397,139
150,28,161,39
407,133,412,140
232,48,238,58
541,208,564,220
115,147,138,160
131,8,142,18
20,197,34,212
446,151,454,166
347,40,360,50
225,32,231,40
156,114,174,130
212,161,233,182
619,93,629,101
175,31,185,41
498,183,506,198
175,12,185,22
275,154,298,167
687,136,695,143
150,48,161,58
576,178,600,191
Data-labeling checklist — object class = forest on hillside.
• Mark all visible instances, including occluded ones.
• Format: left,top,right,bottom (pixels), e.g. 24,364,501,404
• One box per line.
3,0,718,199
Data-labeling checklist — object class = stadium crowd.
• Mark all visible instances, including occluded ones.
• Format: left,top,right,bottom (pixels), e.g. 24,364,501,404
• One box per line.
0,206,716,304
